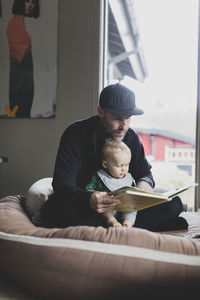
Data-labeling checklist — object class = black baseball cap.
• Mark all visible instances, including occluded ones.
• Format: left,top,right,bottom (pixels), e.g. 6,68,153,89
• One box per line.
99,83,144,116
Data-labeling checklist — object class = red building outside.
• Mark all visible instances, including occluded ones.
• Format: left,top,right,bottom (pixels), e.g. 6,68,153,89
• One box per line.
134,128,195,210
135,128,195,162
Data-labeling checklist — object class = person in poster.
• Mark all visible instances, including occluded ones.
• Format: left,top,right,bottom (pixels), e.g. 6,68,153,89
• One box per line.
7,0,40,118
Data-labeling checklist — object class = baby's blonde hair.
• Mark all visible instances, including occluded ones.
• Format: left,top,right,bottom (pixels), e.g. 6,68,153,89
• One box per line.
102,138,131,162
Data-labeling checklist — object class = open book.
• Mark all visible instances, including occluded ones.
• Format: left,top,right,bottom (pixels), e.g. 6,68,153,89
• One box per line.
108,183,198,213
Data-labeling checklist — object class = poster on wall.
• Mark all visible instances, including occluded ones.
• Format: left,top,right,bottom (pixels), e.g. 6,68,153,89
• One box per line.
0,0,58,118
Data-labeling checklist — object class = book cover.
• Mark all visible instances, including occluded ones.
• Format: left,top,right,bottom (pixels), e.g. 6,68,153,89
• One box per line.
108,183,198,213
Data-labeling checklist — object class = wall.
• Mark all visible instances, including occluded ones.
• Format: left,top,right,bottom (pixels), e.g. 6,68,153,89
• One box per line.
137,133,150,156
0,0,101,197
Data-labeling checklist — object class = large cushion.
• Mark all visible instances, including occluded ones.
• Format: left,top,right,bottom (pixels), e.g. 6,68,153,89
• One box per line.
25,177,53,224
0,195,200,299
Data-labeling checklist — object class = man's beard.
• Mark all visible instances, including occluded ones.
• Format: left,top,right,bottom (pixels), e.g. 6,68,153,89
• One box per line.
100,117,128,142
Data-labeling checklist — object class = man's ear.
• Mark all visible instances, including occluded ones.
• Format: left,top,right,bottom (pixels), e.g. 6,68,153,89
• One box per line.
97,106,104,119
102,160,108,169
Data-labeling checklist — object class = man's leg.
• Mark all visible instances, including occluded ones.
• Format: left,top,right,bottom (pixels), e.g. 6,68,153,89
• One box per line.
40,194,105,228
134,196,188,231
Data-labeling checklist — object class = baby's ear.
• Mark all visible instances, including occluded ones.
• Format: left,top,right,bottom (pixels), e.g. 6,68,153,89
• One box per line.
102,160,108,169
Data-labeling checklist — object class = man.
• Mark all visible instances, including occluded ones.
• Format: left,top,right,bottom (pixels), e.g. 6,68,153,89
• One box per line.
41,83,188,231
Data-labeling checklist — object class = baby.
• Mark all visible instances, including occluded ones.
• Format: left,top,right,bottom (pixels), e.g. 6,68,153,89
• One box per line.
86,139,137,228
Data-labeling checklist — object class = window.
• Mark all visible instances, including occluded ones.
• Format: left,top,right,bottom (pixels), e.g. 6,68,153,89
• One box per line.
103,0,199,210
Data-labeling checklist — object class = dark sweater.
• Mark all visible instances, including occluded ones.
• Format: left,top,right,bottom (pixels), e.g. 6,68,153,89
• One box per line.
52,115,154,211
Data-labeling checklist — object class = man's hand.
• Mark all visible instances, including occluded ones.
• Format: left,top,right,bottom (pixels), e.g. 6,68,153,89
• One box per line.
136,180,153,192
90,191,121,213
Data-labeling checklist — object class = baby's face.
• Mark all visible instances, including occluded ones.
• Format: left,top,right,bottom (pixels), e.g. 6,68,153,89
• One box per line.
106,151,131,179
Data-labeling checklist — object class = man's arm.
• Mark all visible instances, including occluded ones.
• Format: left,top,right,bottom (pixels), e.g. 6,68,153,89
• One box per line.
136,180,153,192
52,125,120,212
52,125,93,207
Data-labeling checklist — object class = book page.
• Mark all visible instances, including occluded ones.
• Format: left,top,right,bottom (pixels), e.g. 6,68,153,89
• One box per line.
162,183,198,199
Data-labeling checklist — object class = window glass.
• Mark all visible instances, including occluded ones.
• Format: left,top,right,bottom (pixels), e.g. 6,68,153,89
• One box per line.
105,0,199,210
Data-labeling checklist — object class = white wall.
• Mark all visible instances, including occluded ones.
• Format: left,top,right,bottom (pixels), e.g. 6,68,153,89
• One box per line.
0,0,101,197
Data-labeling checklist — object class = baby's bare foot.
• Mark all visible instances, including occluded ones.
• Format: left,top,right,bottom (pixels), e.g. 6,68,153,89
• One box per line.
108,219,122,228
113,221,123,228
123,219,133,229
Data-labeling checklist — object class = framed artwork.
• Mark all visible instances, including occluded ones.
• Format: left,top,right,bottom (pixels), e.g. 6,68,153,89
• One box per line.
0,0,58,118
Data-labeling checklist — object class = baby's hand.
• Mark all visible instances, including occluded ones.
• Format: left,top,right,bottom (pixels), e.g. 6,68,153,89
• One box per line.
123,219,133,229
